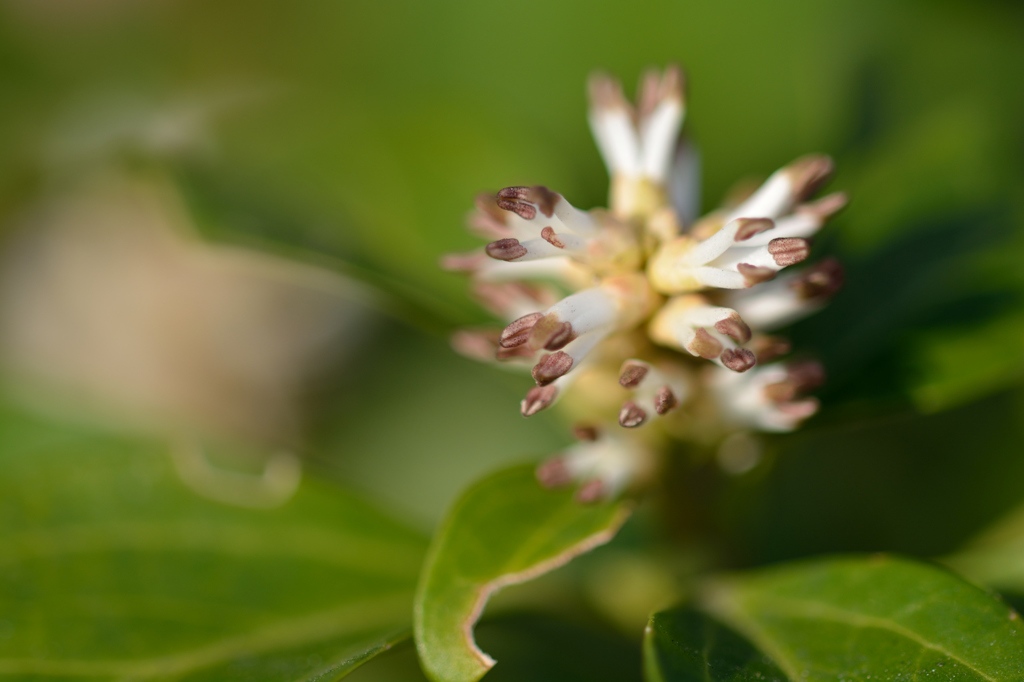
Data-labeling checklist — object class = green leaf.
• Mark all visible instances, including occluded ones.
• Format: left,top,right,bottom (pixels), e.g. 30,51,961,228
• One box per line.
946,503,1024,595
700,555,1024,681
0,403,428,680
475,613,643,682
643,607,787,682
413,464,630,682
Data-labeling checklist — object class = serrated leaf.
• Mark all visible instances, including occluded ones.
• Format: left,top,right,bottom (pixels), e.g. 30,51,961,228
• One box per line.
643,607,787,682
413,465,630,682
700,555,1024,681
0,403,427,681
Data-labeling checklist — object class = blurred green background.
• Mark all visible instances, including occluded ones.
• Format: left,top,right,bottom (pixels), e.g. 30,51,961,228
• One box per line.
2,0,1024,678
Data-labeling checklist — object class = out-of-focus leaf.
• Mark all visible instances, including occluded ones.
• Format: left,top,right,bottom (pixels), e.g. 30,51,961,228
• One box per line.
838,103,1003,252
909,311,1024,413
946,504,1024,596
413,465,630,682
348,612,643,682
475,613,643,682
643,607,786,682
0,402,427,681
701,555,1024,681
311,320,568,527
726,388,1024,564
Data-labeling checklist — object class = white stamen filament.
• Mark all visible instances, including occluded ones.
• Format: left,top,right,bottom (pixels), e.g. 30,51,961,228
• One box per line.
589,107,642,179
682,218,773,266
726,270,827,330
710,365,818,432
639,98,683,182
560,435,636,498
726,170,797,222
545,288,618,337
551,199,599,237
618,360,689,426
741,212,820,247
511,235,587,262
690,266,746,290
649,296,750,364
708,245,785,271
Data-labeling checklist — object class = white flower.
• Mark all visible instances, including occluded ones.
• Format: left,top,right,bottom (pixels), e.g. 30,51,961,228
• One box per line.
445,66,846,499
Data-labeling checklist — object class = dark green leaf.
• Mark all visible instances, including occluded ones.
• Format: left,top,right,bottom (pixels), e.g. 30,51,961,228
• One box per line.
644,607,786,682
700,555,1024,681
349,613,644,682
0,403,427,680
413,465,630,682
476,613,643,682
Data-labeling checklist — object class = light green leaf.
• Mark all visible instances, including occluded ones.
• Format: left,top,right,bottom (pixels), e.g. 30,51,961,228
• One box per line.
643,607,787,682
413,464,630,682
700,555,1024,681
946,503,1024,595
0,403,427,681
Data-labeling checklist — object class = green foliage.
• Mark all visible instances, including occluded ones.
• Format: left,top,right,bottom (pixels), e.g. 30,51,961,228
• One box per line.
644,607,786,682
700,556,1024,681
0,403,426,681
413,465,630,682
1,0,1024,680
947,503,1024,597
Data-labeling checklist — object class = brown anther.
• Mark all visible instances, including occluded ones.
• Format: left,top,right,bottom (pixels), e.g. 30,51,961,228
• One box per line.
768,238,811,267
440,252,484,272
737,263,777,287
536,457,573,488
721,348,756,373
500,312,544,348
576,478,607,504
714,314,752,344
485,238,528,261
572,425,599,441
637,64,685,121
799,191,848,220
763,381,798,403
751,335,792,363
469,196,513,240
521,385,558,417
450,330,499,362
496,344,535,360
540,226,565,248
588,72,630,112
618,361,649,388
532,351,573,386
654,386,678,415
618,401,647,428
786,155,834,201
778,397,820,419
636,68,662,122
735,217,774,242
688,328,724,359
787,360,826,393
529,314,576,351
471,281,557,317
791,257,844,300
496,187,536,220
661,64,685,102
526,186,559,218
497,186,529,200
545,323,574,350
474,192,508,224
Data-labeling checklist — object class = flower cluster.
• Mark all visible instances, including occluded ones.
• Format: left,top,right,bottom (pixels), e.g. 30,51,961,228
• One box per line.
445,66,844,500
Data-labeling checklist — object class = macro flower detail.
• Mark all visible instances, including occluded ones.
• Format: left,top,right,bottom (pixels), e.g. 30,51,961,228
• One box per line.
445,65,845,500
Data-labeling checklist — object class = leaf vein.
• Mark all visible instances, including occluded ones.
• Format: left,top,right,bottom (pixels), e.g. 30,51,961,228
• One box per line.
744,594,997,682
